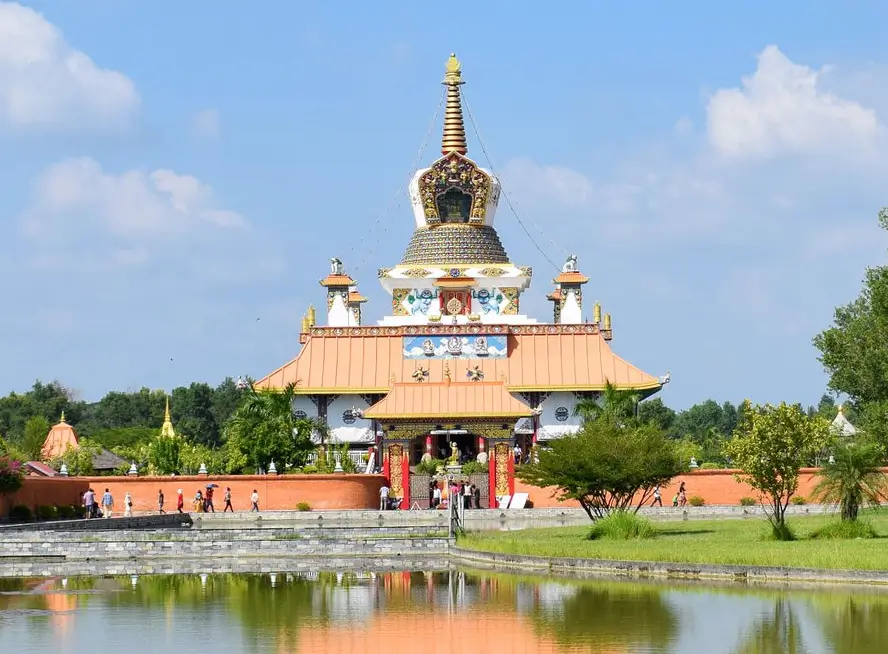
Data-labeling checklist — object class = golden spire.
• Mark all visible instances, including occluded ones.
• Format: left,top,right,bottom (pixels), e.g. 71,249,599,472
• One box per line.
593,302,601,324
301,313,310,333
441,53,467,155
60,411,66,423
160,395,177,439
307,304,316,327
603,313,612,331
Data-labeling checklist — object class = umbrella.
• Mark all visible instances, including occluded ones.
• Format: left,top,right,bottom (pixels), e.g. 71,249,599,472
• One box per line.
206,483,219,488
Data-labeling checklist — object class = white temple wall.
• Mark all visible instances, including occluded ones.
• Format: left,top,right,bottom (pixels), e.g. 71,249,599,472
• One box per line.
560,290,582,324
326,394,374,444
327,294,352,327
291,396,316,421
538,391,582,441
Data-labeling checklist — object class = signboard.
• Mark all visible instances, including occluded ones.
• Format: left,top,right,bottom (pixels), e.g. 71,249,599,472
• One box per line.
403,334,507,359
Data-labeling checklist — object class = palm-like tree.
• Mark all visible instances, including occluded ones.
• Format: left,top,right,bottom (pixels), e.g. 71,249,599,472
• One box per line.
575,381,641,425
813,438,887,521
225,382,328,472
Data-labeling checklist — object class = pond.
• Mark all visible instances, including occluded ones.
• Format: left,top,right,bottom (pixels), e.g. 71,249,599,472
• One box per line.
1,568,886,653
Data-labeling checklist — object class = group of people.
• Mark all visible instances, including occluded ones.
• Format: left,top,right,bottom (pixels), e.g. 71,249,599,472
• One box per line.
81,486,259,518
650,481,689,507
429,479,481,510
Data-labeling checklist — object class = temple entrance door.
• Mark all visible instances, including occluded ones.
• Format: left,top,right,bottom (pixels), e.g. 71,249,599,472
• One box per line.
443,432,477,464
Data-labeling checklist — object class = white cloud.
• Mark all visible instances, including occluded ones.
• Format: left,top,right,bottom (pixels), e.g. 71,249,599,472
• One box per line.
192,108,220,139
22,158,246,255
706,45,881,158
0,2,139,130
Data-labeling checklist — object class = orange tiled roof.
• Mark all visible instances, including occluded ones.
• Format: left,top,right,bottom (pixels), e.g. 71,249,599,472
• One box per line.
348,291,368,303
365,381,533,420
41,419,79,460
546,288,563,301
553,271,589,284
319,274,356,287
255,326,661,393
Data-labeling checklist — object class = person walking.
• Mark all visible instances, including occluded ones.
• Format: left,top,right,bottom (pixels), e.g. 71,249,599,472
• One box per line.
101,488,114,518
176,489,184,513
223,487,233,512
379,483,390,511
157,489,165,514
205,486,215,513
651,486,663,507
124,492,133,517
250,489,260,512
83,488,95,519
433,483,441,509
678,481,687,508
463,481,472,509
428,479,436,509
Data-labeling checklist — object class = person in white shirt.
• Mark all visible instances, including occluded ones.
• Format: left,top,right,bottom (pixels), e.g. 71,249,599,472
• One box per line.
250,490,260,512
379,484,390,510
124,492,133,517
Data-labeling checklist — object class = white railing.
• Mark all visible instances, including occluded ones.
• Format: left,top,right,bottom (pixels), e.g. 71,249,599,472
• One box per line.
305,451,370,468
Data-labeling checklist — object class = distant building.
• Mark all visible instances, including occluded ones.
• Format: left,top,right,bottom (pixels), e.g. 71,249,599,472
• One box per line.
830,405,857,438
40,413,127,474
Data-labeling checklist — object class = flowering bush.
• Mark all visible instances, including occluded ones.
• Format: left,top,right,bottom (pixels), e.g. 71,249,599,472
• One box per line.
0,456,24,494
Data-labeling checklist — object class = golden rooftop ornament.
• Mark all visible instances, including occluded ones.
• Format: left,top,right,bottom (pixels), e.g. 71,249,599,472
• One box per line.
441,53,467,155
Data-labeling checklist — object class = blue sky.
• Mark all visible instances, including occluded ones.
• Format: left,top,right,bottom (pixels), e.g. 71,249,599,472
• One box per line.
3,1,888,409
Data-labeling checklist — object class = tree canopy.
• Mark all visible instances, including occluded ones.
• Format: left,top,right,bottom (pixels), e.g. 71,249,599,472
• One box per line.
725,401,831,538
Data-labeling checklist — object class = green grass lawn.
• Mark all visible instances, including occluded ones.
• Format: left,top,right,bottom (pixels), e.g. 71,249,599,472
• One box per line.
459,511,888,571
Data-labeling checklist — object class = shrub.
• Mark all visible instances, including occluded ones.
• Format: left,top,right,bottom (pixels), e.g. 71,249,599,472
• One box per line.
790,495,807,505
36,505,58,521
0,456,24,494
699,462,721,470
415,458,446,475
301,465,318,474
460,461,489,475
688,495,705,507
295,502,311,512
588,511,656,540
56,505,76,520
811,519,877,540
8,504,32,522
739,497,757,506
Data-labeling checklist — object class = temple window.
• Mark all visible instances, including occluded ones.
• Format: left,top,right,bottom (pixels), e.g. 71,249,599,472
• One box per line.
436,188,472,223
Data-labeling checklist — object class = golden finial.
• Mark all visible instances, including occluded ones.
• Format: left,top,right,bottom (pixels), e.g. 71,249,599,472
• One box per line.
164,396,171,422
837,404,844,415
60,411,66,423
441,53,467,155
301,314,310,333
593,302,601,324
307,304,316,327
603,313,612,331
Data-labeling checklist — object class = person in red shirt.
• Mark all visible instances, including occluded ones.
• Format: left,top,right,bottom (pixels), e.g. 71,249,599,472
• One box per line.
176,489,184,513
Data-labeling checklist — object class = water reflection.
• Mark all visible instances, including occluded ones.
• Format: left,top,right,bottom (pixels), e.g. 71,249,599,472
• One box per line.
2,570,888,653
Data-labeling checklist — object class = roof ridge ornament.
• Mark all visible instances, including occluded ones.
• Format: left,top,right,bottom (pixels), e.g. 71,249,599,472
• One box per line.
441,53,468,155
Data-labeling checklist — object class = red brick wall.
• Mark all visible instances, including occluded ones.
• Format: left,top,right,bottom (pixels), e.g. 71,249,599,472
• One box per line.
514,468,888,508
2,474,385,515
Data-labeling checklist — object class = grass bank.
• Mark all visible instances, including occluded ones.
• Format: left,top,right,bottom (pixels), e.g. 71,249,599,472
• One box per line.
459,512,888,571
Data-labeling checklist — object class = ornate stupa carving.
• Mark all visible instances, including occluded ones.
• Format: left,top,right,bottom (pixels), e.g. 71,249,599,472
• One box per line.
376,54,533,326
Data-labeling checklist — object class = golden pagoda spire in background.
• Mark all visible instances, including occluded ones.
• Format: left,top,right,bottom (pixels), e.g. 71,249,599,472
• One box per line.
160,395,177,439
441,53,468,155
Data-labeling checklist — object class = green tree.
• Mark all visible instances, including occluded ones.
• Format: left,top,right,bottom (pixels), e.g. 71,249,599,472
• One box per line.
812,438,887,521
22,415,51,461
148,436,182,475
574,381,640,425
814,208,888,443
725,401,831,539
517,419,684,521
171,382,220,446
50,438,102,476
224,383,323,472
637,397,676,432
